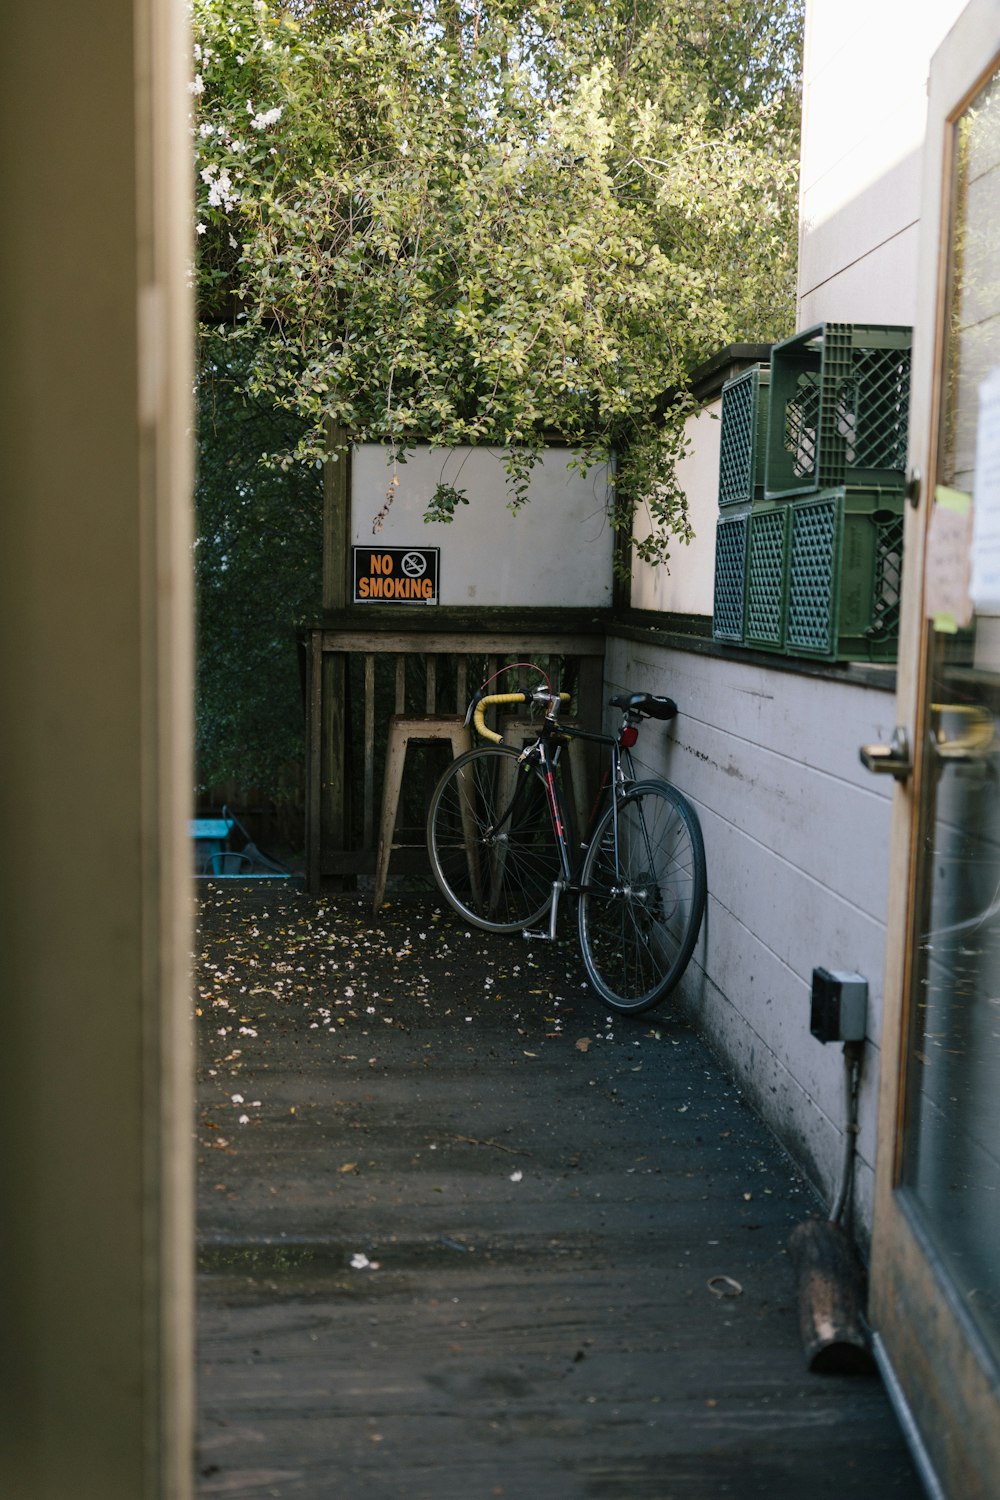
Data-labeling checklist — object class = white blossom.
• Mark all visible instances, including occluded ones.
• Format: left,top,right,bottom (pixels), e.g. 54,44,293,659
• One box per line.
251,105,283,131
188,73,205,96
208,169,239,210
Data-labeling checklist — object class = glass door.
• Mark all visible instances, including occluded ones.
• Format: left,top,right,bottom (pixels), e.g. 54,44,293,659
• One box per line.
869,4,1000,1495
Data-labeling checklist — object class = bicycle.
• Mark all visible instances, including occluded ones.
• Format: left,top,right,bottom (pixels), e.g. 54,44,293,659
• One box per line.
425,668,707,1015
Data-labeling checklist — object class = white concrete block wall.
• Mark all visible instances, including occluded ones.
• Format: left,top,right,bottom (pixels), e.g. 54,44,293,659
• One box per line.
611,4,985,1245
602,635,897,1246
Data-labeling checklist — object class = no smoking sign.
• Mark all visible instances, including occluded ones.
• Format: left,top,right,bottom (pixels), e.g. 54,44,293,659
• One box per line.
353,546,440,604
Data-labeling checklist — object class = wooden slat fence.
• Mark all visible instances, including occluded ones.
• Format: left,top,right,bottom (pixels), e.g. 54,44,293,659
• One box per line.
305,628,606,892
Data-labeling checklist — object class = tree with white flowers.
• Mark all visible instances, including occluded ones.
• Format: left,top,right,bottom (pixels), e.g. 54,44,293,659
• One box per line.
192,0,802,795
194,0,801,549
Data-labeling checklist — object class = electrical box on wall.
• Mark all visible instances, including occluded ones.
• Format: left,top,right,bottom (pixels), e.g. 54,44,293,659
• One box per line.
810,968,868,1043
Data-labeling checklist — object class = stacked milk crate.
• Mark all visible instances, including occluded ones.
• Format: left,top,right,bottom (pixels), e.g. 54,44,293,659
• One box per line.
712,323,911,662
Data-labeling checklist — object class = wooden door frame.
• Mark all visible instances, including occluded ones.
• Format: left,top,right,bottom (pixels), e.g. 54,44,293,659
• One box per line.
869,4,1000,1496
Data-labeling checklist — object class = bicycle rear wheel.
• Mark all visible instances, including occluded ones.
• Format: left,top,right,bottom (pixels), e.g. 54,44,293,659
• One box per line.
577,779,706,1014
426,744,559,933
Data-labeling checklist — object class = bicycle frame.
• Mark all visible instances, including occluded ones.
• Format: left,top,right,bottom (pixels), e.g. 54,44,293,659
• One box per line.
495,698,642,940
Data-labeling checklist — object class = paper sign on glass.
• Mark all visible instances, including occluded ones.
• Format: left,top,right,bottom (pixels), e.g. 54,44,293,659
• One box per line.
926,487,973,632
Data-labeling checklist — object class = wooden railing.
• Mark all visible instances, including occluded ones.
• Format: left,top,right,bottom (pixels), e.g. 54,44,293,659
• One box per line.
305,612,607,891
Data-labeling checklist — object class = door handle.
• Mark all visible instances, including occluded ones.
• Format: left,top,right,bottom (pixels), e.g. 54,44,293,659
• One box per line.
930,703,994,762
860,726,913,781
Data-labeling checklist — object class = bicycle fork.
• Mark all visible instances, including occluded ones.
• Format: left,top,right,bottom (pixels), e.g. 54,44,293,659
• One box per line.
523,750,575,942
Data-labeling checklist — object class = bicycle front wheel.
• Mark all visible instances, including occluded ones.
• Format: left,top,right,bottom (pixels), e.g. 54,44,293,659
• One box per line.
577,780,706,1014
426,744,560,933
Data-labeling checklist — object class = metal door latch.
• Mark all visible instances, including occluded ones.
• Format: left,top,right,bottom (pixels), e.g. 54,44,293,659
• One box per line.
859,726,912,781
931,703,995,762
905,469,922,508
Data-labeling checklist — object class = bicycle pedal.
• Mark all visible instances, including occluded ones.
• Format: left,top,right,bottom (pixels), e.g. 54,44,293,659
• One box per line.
522,928,554,942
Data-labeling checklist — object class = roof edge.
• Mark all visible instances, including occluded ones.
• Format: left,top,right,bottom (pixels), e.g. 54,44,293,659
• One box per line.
687,343,773,403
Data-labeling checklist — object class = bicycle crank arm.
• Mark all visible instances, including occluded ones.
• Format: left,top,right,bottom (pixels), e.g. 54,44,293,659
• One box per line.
523,881,563,942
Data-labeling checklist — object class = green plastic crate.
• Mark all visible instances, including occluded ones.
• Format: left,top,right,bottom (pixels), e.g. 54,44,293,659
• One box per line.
745,503,790,652
712,514,748,642
719,365,770,507
785,488,904,661
765,323,912,499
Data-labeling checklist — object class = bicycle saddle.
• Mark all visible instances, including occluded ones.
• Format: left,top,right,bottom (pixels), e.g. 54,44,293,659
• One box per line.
609,692,677,721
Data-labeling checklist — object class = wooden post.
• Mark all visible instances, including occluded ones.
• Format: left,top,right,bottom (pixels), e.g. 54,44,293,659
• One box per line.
306,632,323,893
323,423,350,612
363,654,376,850
313,426,351,887
611,493,633,615
576,651,607,814
321,648,350,883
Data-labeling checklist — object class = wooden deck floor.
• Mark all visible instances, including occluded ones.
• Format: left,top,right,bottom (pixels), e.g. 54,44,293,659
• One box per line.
195,886,924,1500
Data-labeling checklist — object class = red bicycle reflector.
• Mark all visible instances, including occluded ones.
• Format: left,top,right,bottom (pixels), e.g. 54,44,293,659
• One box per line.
621,726,639,748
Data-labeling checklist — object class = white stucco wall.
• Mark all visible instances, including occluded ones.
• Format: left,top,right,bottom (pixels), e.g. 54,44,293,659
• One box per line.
797,0,968,327
630,400,720,616
351,444,614,608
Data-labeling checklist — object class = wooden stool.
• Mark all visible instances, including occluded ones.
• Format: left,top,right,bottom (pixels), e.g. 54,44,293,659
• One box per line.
372,715,471,913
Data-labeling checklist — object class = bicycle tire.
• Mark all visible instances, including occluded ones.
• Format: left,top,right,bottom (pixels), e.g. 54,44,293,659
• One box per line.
426,744,560,933
577,779,706,1015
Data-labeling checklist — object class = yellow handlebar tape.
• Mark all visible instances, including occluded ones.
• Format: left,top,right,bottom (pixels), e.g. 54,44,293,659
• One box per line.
472,692,570,744
473,693,526,743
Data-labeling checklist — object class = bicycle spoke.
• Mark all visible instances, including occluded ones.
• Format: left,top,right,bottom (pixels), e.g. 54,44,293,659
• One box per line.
427,745,559,933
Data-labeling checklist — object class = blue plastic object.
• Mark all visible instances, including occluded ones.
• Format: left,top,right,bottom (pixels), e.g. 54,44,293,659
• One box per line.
190,816,234,872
